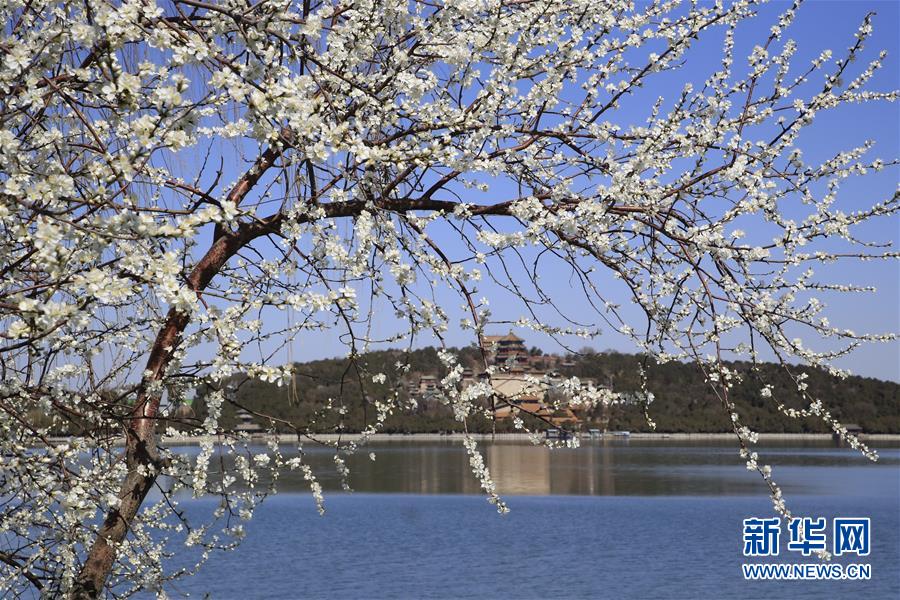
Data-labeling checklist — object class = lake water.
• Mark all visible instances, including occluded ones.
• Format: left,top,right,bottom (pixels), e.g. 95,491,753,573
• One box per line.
154,440,900,599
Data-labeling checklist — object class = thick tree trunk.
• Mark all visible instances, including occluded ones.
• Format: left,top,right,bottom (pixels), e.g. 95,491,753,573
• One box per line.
70,431,162,598
72,259,225,597
71,137,289,598
69,128,421,595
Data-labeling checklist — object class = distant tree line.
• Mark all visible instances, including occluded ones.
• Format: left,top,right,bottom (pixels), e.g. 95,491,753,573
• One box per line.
192,347,899,434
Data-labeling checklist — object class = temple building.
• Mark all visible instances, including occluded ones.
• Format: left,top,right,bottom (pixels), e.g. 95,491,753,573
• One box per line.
482,331,529,368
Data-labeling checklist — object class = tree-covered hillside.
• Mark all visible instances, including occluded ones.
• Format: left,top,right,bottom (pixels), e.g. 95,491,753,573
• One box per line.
196,348,899,434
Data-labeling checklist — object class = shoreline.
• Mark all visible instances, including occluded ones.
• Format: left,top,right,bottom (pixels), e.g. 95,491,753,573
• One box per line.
44,431,900,446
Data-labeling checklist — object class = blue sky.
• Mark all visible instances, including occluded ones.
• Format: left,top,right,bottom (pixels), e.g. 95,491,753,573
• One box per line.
173,1,899,382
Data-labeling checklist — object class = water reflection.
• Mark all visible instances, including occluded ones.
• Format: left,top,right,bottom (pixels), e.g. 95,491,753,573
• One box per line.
163,440,900,498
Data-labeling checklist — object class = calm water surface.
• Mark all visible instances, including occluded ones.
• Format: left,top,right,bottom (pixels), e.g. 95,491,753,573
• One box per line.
154,440,900,599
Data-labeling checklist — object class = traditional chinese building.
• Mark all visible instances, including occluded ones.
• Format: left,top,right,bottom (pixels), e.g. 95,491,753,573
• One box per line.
482,331,528,368
234,409,264,435
416,374,439,394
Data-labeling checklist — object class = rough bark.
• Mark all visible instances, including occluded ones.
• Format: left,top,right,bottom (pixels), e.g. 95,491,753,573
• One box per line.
71,137,290,598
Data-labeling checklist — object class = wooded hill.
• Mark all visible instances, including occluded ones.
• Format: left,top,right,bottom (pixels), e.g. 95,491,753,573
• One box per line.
196,347,899,434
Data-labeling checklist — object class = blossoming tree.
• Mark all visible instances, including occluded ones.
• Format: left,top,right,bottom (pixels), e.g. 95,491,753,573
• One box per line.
0,0,896,595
